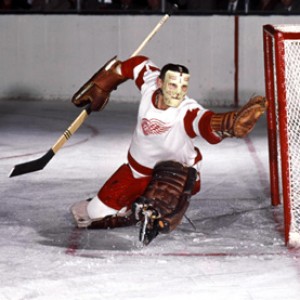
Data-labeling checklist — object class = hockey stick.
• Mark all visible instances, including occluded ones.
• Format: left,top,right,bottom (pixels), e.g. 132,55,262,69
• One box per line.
9,4,177,178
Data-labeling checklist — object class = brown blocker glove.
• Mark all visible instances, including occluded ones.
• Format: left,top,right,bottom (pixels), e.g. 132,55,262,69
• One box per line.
72,56,127,111
210,95,268,138
132,161,197,246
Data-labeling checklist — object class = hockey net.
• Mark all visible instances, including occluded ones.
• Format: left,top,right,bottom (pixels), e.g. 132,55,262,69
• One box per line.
263,24,300,248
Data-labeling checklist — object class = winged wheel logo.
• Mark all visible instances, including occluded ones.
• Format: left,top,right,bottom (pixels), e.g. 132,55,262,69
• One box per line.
141,118,171,135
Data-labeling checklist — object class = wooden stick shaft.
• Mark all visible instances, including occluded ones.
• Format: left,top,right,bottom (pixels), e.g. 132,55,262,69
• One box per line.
130,14,170,57
52,108,90,153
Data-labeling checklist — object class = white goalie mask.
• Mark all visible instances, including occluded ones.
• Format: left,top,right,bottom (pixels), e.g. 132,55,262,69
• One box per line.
161,69,190,107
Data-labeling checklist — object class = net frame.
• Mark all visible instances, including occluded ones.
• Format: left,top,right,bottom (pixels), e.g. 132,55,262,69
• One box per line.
263,24,300,247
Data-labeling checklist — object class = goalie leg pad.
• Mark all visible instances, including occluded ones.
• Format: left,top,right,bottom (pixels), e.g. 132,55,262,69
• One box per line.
132,161,197,245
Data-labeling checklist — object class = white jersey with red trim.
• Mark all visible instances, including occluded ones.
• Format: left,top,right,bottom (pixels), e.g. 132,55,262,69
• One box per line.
122,57,221,177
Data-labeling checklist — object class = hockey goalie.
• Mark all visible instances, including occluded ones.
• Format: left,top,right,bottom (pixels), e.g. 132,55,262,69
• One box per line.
71,55,267,245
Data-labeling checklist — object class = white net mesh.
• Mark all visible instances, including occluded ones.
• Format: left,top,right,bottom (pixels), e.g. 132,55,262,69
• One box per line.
284,40,300,243
284,40,300,246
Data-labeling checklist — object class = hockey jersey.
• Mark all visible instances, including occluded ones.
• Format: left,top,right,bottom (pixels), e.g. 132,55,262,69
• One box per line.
120,56,222,178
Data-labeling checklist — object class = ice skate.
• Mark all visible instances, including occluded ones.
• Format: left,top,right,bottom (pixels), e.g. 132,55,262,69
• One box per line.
71,198,136,229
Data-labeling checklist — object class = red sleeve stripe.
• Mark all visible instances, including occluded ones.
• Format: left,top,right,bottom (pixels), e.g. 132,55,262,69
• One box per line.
198,111,222,144
184,108,200,138
135,65,160,90
135,65,147,90
191,109,209,137
194,147,202,164
121,56,149,79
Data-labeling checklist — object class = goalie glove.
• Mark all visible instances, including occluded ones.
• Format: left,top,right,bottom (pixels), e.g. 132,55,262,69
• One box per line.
132,161,197,246
72,56,127,112
210,95,268,138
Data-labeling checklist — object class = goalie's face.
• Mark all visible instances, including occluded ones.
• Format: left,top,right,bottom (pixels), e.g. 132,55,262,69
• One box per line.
160,70,190,108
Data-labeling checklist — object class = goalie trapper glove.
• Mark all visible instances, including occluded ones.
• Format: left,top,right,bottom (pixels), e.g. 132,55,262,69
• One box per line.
72,56,127,111
210,95,268,138
132,160,197,245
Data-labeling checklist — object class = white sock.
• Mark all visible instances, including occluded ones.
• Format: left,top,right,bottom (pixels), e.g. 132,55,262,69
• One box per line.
87,196,118,219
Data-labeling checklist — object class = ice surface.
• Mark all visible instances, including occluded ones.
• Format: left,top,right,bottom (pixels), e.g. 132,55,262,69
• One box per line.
0,100,300,300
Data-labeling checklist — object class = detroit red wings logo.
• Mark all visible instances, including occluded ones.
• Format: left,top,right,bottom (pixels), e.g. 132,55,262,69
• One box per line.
141,118,171,135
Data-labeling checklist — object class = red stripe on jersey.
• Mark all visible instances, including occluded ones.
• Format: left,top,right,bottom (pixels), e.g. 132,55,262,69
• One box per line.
128,152,153,176
184,108,200,138
194,147,202,164
121,56,149,79
192,179,201,195
198,111,222,144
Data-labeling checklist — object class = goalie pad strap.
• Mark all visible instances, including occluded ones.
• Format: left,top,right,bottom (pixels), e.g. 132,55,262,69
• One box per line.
87,213,137,229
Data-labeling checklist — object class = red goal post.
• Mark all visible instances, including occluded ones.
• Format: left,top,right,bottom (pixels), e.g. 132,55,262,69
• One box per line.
263,24,300,247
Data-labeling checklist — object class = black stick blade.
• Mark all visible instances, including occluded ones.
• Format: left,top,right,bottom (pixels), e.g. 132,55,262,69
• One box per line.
9,149,55,177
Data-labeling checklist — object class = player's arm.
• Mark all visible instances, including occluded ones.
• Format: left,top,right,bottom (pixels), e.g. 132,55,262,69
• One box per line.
71,56,149,111
185,95,267,142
